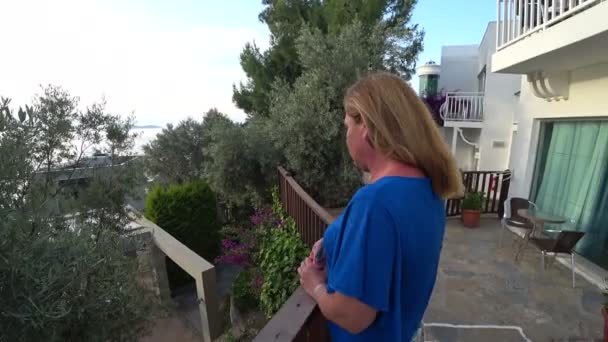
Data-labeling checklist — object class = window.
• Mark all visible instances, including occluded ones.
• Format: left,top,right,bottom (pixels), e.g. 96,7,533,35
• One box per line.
531,120,608,269
477,66,486,93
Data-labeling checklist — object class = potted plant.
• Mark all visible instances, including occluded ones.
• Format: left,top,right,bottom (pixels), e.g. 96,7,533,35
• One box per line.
462,191,484,228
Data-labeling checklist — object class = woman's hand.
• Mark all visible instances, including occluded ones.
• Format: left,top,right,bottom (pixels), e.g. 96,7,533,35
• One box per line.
298,257,327,298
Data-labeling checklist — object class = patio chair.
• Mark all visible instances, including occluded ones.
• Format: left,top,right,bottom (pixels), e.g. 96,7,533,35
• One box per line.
500,197,538,248
530,230,585,288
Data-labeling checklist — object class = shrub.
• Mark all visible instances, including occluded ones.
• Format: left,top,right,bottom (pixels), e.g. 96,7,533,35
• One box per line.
144,180,221,289
258,219,308,316
216,188,306,317
232,268,262,313
0,88,158,341
258,189,308,316
215,207,281,268
0,215,159,341
463,191,484,210
216,238,253,267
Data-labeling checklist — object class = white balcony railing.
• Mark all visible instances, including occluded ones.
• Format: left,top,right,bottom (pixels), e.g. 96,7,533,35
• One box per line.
440,92,485,122
497,0,601,50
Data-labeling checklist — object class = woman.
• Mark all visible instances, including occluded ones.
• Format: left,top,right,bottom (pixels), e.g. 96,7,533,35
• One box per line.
298,72,462,341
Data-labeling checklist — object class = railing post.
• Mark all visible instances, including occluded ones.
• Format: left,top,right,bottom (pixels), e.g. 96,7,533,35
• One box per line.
543,0,549,26
506,0,511,42
497,0,502,48
536,0,541,29
196,269,221,342
523,0,528,33
150,243,172,303
511,0,516,42
518,0,523,37
498,170,512,218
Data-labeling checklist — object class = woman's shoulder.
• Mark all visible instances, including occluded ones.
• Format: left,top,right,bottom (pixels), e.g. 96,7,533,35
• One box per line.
357,176,432,198
352,176,441,214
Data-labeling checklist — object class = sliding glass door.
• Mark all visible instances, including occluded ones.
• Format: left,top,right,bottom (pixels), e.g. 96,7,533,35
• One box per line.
531,120,608,269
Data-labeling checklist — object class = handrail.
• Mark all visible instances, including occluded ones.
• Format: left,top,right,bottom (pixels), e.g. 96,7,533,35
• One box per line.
134,214,221,342
496,0,601,50
253,168,334,341
253,288,326,342
446,170,512,218
440,92,485,122
278,166,334,225
277,166,334,245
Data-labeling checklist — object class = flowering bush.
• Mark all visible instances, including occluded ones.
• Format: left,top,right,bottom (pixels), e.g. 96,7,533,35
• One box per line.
215,239,252,267
215,205,279,267
420,92,446,126
218,187,307,316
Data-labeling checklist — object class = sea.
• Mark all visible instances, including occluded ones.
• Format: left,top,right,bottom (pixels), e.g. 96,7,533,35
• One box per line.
132,126,164,155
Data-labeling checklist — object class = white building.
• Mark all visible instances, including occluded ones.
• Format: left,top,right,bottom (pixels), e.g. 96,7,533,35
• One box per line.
423,0,608,279
419,23,521,172
492,0,608,279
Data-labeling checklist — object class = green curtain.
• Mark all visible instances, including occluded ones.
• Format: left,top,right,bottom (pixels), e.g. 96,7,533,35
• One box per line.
533,121,608,268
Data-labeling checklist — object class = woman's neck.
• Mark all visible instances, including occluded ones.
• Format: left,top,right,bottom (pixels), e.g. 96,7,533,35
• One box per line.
368,159,425,183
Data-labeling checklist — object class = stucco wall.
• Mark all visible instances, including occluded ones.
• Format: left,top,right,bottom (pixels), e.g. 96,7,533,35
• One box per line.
440,127,477,171
439,45,479,93
508,62,608,198
477,22,521,171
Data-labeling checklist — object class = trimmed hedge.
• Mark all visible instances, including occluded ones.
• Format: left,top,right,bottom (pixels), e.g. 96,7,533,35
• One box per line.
145,180,221,290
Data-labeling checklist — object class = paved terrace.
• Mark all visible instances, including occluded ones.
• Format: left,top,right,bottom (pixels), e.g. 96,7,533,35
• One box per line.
142,217,604,342
423,218,604,342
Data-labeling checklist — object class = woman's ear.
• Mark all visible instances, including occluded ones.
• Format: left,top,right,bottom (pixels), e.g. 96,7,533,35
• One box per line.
362,125,372,147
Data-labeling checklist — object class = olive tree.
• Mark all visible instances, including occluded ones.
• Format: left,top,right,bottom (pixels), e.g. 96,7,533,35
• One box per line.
266,21,401,206
0,86,158,341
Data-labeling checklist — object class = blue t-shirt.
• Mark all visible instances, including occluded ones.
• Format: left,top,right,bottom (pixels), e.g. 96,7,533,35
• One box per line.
323,176,445,341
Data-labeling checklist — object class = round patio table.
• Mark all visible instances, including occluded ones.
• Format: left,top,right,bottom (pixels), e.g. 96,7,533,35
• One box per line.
514,209,567,261
517,208,567,235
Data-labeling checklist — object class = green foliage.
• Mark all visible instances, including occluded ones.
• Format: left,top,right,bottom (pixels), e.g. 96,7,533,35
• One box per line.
0,214,158,342
142,118,204,185
232,268,261,313
267,21,399,206
142,109,277,210
234,0,424,119
0,87,156,341
144,180,221,290
203,115,280,208
271,186,283,218
145,180,221,261
258,192,308,316
258,219,308,317
463,191,484,210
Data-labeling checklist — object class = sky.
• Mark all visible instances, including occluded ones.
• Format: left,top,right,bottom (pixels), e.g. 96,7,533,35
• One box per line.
0,0,495,126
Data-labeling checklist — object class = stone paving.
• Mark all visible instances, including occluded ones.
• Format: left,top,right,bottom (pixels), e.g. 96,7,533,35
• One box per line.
140,264,240,342
422,218,604,342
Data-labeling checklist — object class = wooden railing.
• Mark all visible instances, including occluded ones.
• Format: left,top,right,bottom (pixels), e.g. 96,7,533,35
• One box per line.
277,166,334,246
253,167,333,341
134,215,221,342
446,170,512,218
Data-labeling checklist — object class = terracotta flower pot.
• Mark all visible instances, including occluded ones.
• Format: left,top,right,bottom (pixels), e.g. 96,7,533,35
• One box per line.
602,306,608,342
462,209,481,228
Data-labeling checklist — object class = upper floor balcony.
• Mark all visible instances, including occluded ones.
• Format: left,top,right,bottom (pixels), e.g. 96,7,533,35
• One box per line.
493,0,608,75
440,92,485,128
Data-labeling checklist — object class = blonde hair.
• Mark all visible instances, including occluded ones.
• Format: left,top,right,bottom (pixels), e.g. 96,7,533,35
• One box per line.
344,72,463,199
